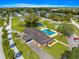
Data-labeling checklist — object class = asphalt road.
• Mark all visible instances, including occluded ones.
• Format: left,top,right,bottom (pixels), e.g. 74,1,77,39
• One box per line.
28,42,54,59
0,27,5,59
70,18,79,29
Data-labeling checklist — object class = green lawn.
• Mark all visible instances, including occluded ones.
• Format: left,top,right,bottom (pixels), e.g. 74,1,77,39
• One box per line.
54,34,68,44
12,33,39,59
44,43,68,59
0,19,4,26
12,17,25,32
74,24,79,35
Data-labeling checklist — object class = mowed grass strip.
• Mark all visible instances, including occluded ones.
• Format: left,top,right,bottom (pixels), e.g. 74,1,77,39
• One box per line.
44,43,68,59
0,19,5,26
12,33,40,59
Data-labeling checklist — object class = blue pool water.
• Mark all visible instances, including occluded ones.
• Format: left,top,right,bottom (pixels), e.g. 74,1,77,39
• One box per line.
40,29,56,35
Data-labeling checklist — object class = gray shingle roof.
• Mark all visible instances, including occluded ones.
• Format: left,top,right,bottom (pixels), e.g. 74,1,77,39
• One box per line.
23,28,53,45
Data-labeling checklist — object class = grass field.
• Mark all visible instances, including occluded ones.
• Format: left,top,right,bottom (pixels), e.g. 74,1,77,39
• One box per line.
0,19,4,26
44,43,68,59
12,33,39,59
12,17,25,32
54,34,68,44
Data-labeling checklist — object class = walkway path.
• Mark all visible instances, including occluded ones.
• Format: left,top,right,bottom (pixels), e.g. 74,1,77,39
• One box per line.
28,42,55,59
0,27,5,59
54,39,69,47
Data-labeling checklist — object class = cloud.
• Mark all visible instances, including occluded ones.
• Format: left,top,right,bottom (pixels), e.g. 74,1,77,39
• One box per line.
0,3,79,8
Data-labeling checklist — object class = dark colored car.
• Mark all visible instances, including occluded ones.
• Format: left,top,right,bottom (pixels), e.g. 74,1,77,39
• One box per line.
26,39,32,42
10,43,15,48
74,38,79,40
16,52,22,58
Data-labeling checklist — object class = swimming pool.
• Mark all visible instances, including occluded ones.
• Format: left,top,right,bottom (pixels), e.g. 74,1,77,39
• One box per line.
40,29,56,36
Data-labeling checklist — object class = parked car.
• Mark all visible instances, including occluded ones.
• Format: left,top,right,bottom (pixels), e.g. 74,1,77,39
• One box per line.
74,38,79,40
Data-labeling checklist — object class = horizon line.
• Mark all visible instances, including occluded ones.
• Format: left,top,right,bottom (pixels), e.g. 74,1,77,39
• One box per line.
0,3,79,8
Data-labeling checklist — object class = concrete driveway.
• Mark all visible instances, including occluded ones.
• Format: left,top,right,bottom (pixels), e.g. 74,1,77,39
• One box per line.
28,42,54,59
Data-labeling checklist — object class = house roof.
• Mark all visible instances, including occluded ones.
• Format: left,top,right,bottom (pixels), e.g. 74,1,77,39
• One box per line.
23,28,53,45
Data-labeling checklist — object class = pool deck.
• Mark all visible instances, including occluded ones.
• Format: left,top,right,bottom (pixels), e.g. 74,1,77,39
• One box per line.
40,27,58,37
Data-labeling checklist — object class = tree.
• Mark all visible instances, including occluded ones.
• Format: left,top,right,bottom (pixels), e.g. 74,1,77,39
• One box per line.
26,8,34,13
8,49,15,59
61,47,79,59
6,17,9,25
48,13,55,19
67,13,73,18
57,23,74,36
40,11,47,17
2,27,7,39
25,13,39,27
48,13,61,21
52,15,61,21
43,20,55,30
64,13,73,21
